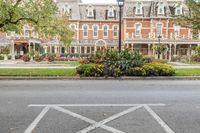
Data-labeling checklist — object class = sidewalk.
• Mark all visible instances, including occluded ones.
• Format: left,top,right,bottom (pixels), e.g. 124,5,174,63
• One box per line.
0,60,77,68
169,62,200,68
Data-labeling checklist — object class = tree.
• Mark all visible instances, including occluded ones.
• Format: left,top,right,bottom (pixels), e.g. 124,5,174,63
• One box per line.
175,0,200,35
0,0,74,48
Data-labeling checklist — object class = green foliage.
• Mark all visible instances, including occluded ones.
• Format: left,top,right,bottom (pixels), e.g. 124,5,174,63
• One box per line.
76,64,104,77
22,55,30,62
153,44,168,59
34,54,44,62
0,47,10,55
0,55,4,60
195,46,200,56
175,0,200,33
143,63,175,76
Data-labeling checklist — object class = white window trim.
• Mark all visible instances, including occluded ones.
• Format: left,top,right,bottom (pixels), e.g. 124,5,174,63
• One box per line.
92,25,99,38
174,24,181,37
175,5,183,15
156,23,163,37
103,25,109,38
87,6,94,18
82,24,89,38
135,2,143,15
108,6,115,17
157,2,165,15
135,23,142,36
113,25,118,38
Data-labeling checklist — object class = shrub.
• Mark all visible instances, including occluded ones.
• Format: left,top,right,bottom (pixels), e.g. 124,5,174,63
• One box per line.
47,54,55,62
142,63,175,76
126,67,146,76
77,64,104,77
22,55,30,62
34,54,44,62
171,55,181,62
0,55,4,60
153,59,168,64
191,55,200,62
143,56,155,63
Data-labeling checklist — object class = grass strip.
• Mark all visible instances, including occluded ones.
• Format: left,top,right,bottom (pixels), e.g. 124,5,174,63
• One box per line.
175,68,200,76
0,68,76,76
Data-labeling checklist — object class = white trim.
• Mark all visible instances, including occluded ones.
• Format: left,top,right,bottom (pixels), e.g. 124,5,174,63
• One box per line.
134,22,142,36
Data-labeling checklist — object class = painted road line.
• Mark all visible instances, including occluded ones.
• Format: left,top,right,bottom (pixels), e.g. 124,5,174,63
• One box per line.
53,106,126,133
29,104,166,107
144,105,175,133
24,106,50,133
76,105,143,133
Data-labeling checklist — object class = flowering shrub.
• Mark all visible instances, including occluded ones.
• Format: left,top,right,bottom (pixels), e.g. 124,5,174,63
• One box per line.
47,54,55,62
76,64,104,77
22,55,30,62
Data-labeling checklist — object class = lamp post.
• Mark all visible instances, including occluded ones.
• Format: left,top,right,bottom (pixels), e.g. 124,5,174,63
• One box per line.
117,0,124,53
157,35,162,59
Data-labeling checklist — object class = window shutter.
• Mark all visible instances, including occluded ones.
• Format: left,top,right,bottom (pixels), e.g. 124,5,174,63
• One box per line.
114,10,116,20
93,9,96,19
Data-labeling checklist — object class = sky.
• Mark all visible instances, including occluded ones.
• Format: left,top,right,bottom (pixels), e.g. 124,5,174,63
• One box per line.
82,0,117,4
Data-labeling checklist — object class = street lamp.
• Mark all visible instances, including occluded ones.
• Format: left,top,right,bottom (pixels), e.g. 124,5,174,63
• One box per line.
117,0,124,53
157,35,162,59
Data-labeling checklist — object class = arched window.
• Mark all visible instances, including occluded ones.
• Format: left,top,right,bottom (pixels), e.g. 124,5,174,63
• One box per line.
158,2,165,15
135,23,142,36
136,2,143,15
175,4,182,15
174,24,181,37
103,25,108,37
156,23,163,36
83,25,88,37
113,25,118,37
93,25,98,37
87,6,94,17
108,6,114,17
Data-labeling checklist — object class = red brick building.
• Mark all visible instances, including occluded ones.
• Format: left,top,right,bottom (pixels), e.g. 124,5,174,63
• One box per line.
56,0,200,61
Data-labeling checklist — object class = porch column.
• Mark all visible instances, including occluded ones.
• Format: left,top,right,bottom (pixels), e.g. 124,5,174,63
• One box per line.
131,44,134,51
50,45,52,54
169,44,172,62
148,44,151,56
174,44,177,56
84,46,87,54
11,40,15,60
94,46,97,53
74,46,77,54
33,42,36,56
54,46,58,54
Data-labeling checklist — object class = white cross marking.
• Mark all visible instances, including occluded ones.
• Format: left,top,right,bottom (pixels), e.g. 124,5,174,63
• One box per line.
25,104,175,133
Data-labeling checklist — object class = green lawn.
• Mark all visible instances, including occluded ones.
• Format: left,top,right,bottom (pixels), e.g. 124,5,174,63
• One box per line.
0,68,76,76
175,68,200,76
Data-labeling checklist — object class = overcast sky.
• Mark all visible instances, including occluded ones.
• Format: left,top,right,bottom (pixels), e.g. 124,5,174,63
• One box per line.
82,0,117,4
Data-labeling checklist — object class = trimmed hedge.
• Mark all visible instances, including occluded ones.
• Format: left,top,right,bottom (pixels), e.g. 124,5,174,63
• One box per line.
76,64,104,77
127,63,175,76
77,63,175,77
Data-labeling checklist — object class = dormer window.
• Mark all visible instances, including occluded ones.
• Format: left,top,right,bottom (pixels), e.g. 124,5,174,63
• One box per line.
158,2,165,15
108,6,114,17
87,6,94,18
62,5,71,15
136,2,143,15
175,4,183,15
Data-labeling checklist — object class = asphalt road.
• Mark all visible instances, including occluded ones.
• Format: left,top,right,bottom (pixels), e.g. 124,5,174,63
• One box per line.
0,80,200,133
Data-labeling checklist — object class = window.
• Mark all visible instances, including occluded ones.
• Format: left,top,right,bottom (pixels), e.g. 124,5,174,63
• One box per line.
103,25,108,37
136,2,143,15
158,2,164,15
175,5,182,15
174,24,181,37
83,25,88,37
135,23,142,36
156,23,163,36
93,25,98,37
87,6,94,17
108,7,114,17
113,26,118,37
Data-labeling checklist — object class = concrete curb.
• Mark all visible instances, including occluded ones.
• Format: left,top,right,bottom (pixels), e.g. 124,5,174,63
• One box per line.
1,76,200,80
